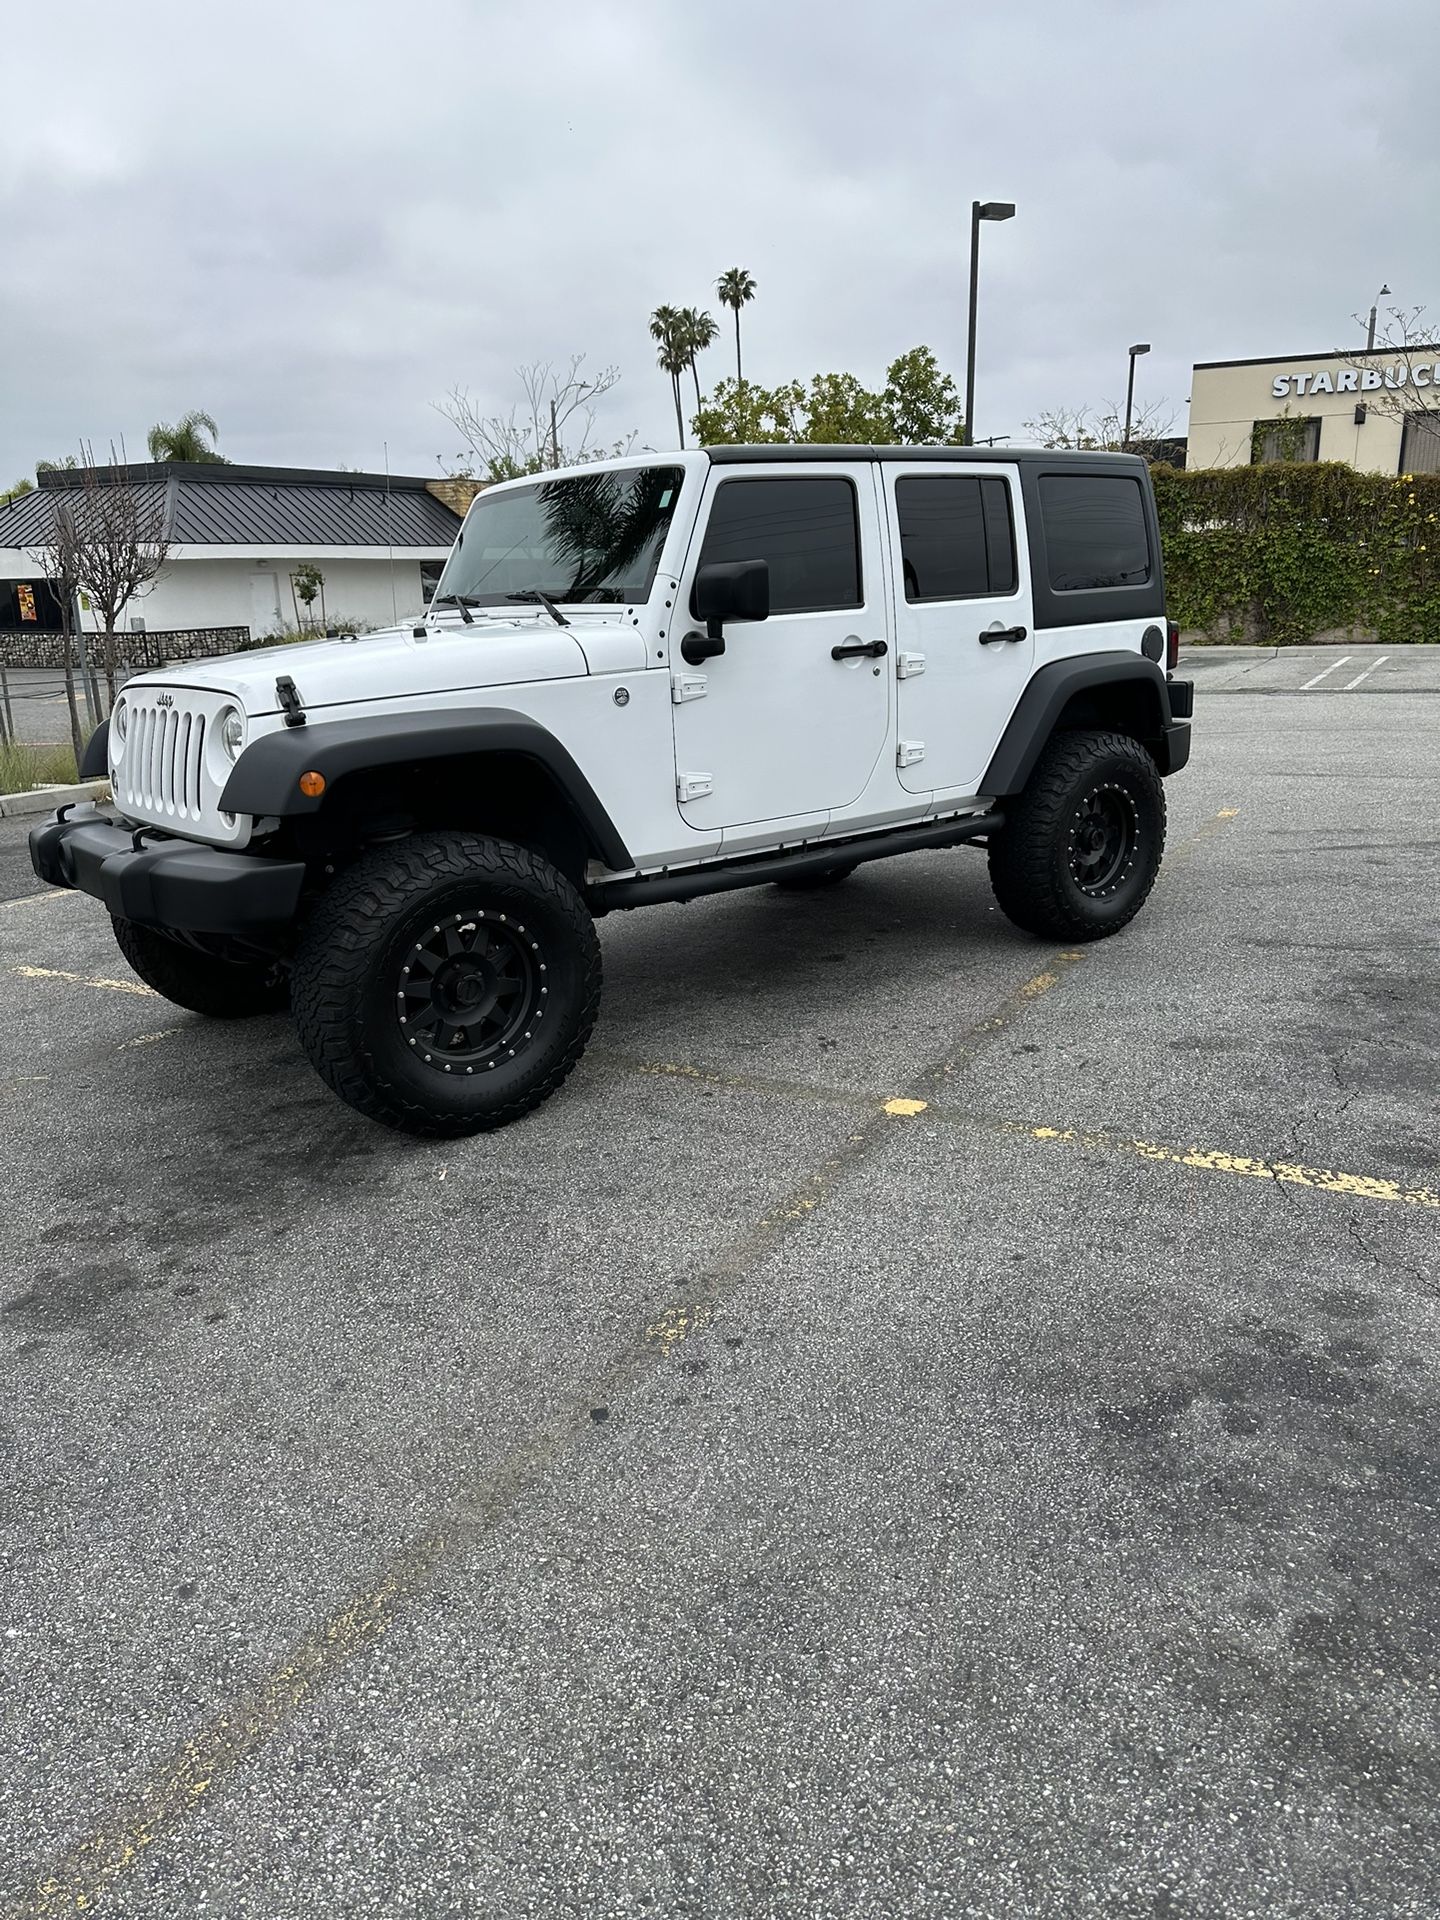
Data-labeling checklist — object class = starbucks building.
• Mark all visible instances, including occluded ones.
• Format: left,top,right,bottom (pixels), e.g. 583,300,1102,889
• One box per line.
1188,348,1440,474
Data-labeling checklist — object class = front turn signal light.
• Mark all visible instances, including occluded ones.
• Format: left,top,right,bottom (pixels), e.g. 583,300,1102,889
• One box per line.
299,770,326,798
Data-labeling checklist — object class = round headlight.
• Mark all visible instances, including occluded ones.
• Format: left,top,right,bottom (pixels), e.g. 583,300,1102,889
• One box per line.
220,708,246,760
111,698,128,746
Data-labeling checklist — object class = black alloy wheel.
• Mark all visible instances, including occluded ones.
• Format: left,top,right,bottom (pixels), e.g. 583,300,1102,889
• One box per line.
397,909,546,1075
1067,780,1139,899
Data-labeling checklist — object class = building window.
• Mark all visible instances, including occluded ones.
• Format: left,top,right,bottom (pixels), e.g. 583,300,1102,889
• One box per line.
1251,417,1321,464
1037,474,1151,592
1399,412,1440,476
895,476,1017,601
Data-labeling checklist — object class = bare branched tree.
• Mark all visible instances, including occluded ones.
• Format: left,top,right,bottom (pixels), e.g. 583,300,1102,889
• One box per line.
1338,303,1440,426
26,448,171,712
434,357,631,481
1023,399,1179,453
24,501,88,763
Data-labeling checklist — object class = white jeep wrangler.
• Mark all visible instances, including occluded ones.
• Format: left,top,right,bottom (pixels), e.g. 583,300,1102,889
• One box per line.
33,445,1192,1136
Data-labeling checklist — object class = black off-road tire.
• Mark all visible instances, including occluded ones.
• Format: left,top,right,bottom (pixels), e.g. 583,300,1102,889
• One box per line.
111,917,289,1017
774,862,859,892
290,831,601,1137
988,729,1166,943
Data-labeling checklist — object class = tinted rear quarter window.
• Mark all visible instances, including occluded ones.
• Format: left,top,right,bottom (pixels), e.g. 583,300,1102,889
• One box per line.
895,475,1017,600
1039,475,1151,592
697,477,861,613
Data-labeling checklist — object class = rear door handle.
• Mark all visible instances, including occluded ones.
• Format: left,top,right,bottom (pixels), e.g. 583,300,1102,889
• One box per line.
831,638,888,660
978,625,1028,646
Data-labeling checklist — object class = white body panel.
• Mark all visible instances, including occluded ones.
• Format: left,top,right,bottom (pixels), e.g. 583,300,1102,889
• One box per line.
105,449,1162,875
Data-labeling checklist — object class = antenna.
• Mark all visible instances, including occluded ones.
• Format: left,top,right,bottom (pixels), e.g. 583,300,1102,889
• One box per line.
384,441,398,624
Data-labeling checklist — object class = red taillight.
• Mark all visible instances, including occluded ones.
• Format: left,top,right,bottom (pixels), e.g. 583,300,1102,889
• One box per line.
1166,619,1180,672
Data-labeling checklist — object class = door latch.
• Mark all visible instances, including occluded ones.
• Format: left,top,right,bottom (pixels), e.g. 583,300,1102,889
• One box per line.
978,624,1028,646
896,651,926,679
677,772,713,803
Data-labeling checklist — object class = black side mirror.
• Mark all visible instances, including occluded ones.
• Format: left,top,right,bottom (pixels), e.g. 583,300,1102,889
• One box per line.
694,558,769,641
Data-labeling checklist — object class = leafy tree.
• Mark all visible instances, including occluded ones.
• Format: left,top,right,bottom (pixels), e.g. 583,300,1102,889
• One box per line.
290,560,325,630
879,346,963,445
147,409,226,463
649,307,690,448
1,477,33,508
693,346,965,447
716,267,757,386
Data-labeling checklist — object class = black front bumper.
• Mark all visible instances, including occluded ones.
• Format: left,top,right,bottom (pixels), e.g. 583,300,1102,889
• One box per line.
29,807,306,935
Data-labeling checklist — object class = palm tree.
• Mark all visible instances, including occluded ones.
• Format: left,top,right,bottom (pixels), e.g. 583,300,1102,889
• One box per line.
716,268,757,387
649,307,689,448
147,409,225,463
678,307,720,412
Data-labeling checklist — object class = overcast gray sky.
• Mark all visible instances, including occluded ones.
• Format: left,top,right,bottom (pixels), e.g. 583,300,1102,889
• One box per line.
2,0,1433,480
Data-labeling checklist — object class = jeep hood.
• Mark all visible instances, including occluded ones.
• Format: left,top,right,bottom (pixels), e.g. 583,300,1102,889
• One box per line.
123,618,596,716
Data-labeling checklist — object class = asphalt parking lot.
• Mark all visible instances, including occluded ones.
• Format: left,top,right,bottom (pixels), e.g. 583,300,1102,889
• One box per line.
2,652,1437,1919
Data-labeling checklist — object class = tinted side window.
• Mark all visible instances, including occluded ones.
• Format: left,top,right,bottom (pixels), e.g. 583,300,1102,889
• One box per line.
1039,475,1151,592
697,478,861,614
896,475,1016,600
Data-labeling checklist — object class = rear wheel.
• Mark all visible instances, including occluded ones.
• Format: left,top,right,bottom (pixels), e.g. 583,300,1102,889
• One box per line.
290,831,601,1137
988,729,1165,942
111,918,288,1017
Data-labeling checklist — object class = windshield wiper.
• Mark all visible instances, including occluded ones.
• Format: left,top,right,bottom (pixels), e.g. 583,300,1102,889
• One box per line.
506,588,570,627
430,593,476,625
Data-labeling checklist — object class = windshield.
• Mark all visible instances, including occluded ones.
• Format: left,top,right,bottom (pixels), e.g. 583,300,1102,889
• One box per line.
436,465,685,606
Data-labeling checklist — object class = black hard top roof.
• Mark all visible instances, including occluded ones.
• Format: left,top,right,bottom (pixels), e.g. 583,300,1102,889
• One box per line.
704,444,1148,468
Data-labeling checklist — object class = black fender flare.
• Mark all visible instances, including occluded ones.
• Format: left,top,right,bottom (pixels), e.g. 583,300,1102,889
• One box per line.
218,706,632,870
80,719,110,780
982,653,1175,797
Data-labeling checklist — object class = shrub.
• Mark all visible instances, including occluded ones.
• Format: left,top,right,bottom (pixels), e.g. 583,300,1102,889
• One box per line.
1154,463,1440,644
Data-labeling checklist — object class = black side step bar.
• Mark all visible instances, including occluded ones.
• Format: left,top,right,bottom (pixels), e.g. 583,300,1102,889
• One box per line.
591,810,1004,913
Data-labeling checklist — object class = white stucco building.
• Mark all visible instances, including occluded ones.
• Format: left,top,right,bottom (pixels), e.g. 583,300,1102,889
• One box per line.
0,462,479,646
1188,348,1440,473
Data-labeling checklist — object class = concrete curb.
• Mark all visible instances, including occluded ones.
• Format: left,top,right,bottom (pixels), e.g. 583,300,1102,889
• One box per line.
0,781,109,820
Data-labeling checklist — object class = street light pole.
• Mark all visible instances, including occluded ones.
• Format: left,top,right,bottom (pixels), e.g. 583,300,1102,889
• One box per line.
964,200,1015,447
1366,283,1391,353
1123,342,1151,449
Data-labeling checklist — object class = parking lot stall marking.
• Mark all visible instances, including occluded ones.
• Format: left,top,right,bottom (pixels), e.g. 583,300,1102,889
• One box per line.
10,965,157,999
0,891,67,912
1299,657,1352,690
4,944,1092,1920
1342,656,1390,690
1004,1122,1440,1211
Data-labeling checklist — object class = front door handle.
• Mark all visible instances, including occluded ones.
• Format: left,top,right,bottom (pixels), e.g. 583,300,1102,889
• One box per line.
978,624,1028,646
831,638,888,660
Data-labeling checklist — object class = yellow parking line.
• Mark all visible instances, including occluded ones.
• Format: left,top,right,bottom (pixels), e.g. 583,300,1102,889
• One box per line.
10,964,155,999
0,890,68,911
1008,1122,1439,1212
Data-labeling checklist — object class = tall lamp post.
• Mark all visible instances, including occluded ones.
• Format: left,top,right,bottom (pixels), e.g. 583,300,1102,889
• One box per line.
1123,342,1151,449
964,200,1015,446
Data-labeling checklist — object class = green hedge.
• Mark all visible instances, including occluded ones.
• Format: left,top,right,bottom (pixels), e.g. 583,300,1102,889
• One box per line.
1152,462,1440,644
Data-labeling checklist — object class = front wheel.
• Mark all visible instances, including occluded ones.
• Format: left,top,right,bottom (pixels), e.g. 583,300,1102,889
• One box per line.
988,730,1166,942
111,918,289,1017
290,832,602,1137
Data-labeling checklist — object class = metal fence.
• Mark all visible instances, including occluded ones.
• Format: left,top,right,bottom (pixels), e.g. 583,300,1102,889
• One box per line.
0,626,250,671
